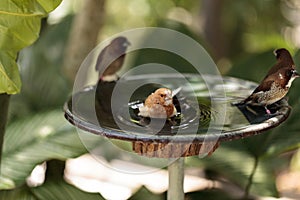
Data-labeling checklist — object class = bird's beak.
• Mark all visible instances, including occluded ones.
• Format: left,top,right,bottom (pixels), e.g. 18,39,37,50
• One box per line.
293,70,300,78
123,41,131,47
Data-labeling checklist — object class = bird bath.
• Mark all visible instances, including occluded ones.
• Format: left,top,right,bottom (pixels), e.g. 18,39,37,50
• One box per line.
64,73,291,200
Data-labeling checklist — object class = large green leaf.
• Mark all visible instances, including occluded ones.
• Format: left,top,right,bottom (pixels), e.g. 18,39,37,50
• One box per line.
0,51,20,95
0,185,36,200
0,110,99,190
32,181,104,200
0,0,61,94
0,180,104,200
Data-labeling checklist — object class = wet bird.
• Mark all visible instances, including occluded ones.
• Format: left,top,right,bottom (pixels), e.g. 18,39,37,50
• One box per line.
95,36,130,81
138,88,177,118
240,48,300,115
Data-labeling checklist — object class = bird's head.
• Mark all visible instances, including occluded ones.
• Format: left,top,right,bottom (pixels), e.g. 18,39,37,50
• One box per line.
153,88,173,106
287,68,300,84
286,69,300,78
141,87,177,118
274,49,300,83
110,36,130,51
273,48,294,63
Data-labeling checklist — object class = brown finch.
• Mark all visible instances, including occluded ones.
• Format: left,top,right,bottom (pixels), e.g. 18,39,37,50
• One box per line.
138,88,177,118
238,48,299,114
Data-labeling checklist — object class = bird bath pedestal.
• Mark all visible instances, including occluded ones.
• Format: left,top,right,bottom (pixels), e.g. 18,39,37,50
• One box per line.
64,73,291,200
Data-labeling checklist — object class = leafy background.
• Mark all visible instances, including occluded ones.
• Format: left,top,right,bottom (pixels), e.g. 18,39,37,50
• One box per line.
2,0,300,199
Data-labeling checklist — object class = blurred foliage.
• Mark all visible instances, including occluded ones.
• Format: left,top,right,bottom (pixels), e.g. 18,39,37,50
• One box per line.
228,51,278,83
186,189,234,200
126,20,211,74
220,1,291,57
2,0,300,199
9,16,73,121
31,181,104,200
100,0,295,62
0,110,101,189
1,181,104,200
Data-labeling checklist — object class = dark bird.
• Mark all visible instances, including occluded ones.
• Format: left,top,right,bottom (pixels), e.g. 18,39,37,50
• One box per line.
95,36,130,81
240,48,299,115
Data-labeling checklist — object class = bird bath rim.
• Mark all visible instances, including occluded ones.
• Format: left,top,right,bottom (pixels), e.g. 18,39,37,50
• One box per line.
64,73,291,144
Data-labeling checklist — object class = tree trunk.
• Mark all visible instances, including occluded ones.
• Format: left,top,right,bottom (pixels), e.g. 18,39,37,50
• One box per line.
201,0,224,60
63,0,106,83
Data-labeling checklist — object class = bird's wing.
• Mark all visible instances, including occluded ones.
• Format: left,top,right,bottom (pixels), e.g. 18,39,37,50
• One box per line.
253,79,274,93
95,47,108,71
242,78,274,103
266,63,281,75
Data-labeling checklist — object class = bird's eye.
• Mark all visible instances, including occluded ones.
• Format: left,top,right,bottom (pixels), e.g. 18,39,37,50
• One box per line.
286,70,293,77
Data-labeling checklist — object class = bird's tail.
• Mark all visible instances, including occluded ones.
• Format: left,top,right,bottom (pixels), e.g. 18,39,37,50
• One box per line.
231,99,246,107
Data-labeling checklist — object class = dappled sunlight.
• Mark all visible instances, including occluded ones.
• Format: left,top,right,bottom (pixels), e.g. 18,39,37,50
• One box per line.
38,126,54,138
276,170,300,199
167,7,193,26
26,162,46,187
64,154,218,199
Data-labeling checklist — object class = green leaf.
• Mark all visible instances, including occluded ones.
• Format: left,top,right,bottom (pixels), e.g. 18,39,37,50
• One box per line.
0,51,21,94
35,0,62,13
32,181,104,200
0,0,61,51
0,0,62,94
0,185,36,200
0,110,99,190
0,180,104,200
